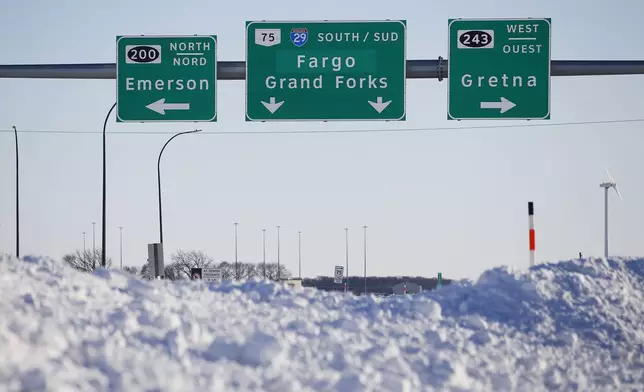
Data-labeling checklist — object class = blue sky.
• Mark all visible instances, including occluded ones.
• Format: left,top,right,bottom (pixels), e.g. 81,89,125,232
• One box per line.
1,0,643,280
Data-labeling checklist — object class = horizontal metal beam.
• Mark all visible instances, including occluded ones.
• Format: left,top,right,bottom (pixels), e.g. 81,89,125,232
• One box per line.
0,60,643,80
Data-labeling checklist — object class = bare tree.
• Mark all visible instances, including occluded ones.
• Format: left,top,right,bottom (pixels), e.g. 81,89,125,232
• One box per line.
216,261,234,280
62,249,112,273
214,261,290,281
238,262,258,279
138,249,294,282
171,249,214,278
134,263,175,280
263,262,292,281
140,263,152,280
164,262,183,280
212,261,290,280
122,266,139,276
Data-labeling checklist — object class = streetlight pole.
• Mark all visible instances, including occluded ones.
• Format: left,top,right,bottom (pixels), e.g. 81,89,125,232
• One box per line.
101,102,116,268
262,228,266,279
276,225,281,281
82,231,86,254
12,126,19,259
298,231,302,279
234,222,239,280
345,228,349,292
363,225,367,294
157,129,202,244
92,221,96,269
118,226,123,269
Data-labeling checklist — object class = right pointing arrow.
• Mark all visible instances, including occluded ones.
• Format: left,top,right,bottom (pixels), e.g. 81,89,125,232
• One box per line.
480,97,516,113
261,97,284,114
368,97,392,113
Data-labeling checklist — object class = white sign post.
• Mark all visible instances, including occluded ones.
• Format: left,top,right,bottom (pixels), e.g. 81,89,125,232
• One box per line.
202,267,222,282
334,265,344,284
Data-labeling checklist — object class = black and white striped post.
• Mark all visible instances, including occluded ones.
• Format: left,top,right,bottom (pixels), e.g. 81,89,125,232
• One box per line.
528,202,535,267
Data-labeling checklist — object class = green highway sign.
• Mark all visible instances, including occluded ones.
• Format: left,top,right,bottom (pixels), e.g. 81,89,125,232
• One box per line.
447,18,551,120
245,20,406,121
116,35,217,122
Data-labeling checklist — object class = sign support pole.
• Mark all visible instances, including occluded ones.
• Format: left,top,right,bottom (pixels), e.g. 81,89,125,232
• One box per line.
1,60,644,80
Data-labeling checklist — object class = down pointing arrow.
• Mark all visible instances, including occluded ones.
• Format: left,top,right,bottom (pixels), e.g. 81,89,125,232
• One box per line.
480,97,516,113
368,97,392,113
146,98,190,115
261,97,284,114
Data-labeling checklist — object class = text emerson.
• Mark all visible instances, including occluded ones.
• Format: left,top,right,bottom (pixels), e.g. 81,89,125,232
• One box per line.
125,77,210,91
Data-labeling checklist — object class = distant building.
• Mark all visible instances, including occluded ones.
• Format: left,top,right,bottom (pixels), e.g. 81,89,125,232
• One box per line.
392,282,423,295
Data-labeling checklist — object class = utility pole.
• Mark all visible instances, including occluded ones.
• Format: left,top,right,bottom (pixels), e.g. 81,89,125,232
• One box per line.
118,226,123,269
262,228,266,279
82,231,86,254
276,225,281,281
234,222,239,280
363,225,367,295
345,228,349,292
298,231,302,279
92,221,96,269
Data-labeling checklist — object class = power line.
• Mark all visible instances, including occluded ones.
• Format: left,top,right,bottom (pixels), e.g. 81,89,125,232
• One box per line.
1,118,643,136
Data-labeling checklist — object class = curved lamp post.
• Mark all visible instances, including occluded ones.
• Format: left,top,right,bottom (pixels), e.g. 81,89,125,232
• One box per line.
157,129,202,244
101,102,116,268
12,126,19,258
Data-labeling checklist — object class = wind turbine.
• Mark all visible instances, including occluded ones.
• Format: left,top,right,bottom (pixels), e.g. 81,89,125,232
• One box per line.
599,168,622,258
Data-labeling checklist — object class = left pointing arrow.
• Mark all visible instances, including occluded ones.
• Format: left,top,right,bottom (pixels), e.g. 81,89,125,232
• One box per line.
146,98,190,115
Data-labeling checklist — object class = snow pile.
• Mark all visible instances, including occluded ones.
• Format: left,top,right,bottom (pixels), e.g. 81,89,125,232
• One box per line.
0,255,643,391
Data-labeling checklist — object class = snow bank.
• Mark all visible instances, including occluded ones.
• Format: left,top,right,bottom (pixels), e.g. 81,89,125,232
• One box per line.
0,254,643,391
